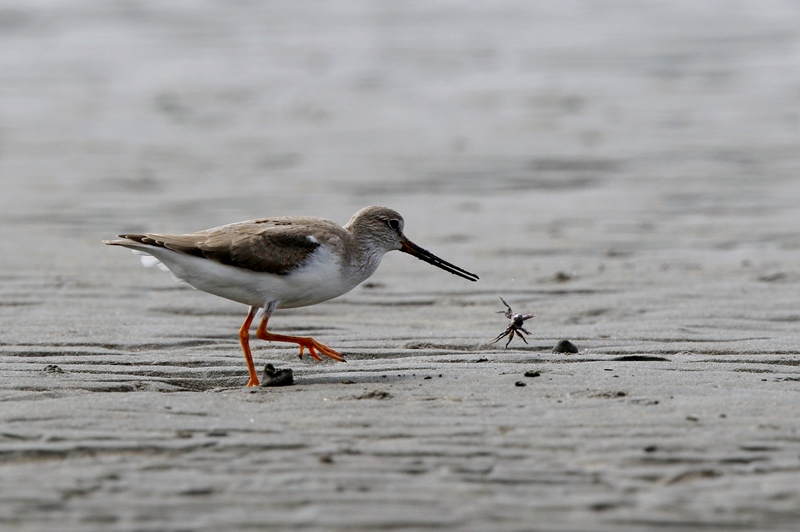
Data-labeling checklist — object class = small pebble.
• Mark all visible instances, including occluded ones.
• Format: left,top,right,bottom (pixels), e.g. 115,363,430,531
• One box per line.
553,271,573,282
524,371,541,378
514,381,527,387
262,363,294,387
553,339,579,354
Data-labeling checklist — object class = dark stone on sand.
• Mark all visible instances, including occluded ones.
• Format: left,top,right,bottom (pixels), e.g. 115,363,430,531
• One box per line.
515,381,527,387
43,364,64,374
524,371,540,378
262,364,294,387
613,355,669,362
553,339,579,354
553,271,573,282
758,272,787,283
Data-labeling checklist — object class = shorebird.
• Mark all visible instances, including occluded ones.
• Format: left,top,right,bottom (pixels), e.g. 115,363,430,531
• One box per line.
105,206,479,386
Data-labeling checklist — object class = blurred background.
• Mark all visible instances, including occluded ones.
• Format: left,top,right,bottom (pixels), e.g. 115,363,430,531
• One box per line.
2,1,797,246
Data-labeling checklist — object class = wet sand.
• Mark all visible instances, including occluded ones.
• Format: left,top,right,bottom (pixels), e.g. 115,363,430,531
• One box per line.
1,2,800,530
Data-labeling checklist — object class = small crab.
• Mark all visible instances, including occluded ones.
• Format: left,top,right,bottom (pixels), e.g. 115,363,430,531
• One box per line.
491,296,536,349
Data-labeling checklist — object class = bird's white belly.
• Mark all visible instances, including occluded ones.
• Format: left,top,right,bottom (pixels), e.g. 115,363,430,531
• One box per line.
271,246,360,309
134,244,368,310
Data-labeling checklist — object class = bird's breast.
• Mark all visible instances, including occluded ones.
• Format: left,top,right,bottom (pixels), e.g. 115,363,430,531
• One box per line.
274,244,369,309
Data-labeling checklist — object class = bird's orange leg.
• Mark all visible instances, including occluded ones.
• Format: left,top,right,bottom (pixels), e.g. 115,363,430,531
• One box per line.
238,307,261,387
255,314,346,363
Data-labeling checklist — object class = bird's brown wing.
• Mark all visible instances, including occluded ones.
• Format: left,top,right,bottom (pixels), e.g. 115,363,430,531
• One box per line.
118,218,334,275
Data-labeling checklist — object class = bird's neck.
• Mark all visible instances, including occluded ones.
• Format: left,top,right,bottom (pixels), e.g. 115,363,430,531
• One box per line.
348,240,384,281
344,228,386,282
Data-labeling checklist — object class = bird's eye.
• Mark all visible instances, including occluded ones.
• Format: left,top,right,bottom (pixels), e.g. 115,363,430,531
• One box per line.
387,219,401,231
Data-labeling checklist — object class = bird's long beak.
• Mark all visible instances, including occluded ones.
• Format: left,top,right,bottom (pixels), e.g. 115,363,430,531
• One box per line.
400,237,479,282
